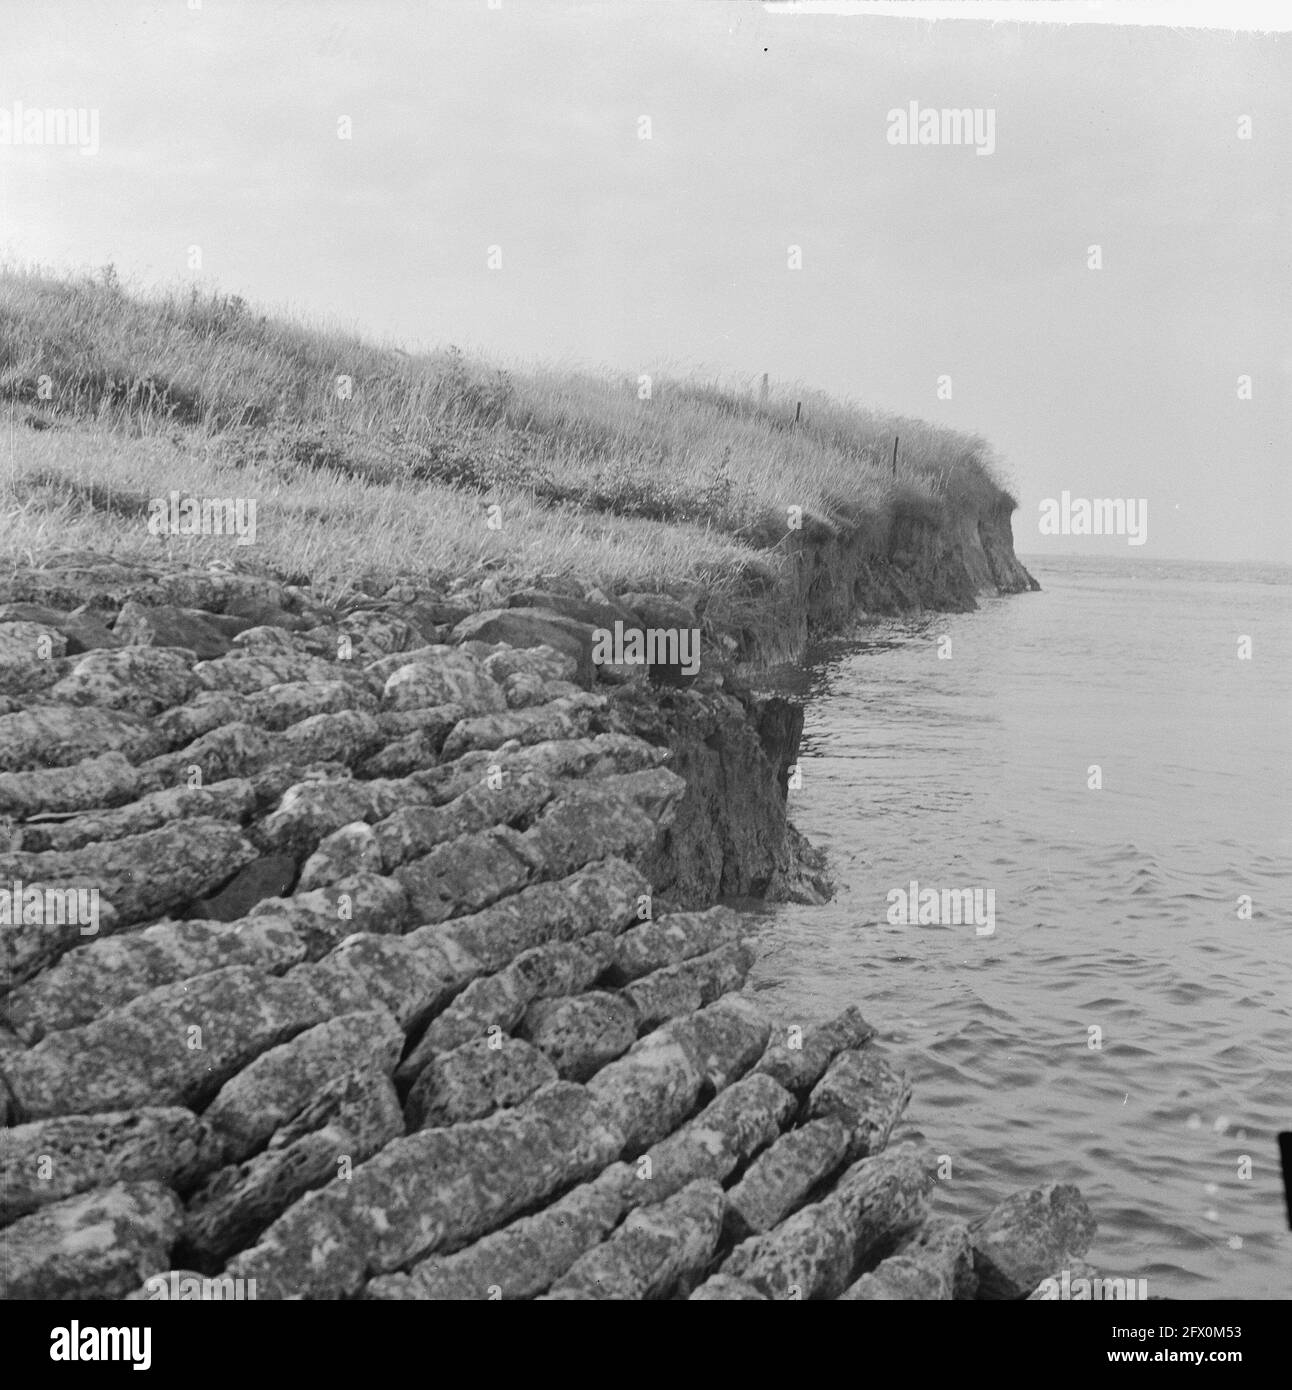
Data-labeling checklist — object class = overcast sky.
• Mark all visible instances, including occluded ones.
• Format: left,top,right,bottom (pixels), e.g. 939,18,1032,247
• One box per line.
2,2,1288,562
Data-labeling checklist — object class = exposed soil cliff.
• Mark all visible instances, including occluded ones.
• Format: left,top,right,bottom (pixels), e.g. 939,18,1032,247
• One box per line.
620,494,1039,903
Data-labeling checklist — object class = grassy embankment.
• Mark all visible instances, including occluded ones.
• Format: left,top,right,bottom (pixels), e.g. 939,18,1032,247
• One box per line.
1,266,1015,622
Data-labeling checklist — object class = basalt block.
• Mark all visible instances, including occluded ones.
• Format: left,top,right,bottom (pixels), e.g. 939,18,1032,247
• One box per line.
622,940,757,1031
1,1180,183,1300
0,817,257,927
243,680,377,731
583,1033,704,1157
546,1178,725,1301
365,1162,631,1301
202,1009,403,1161
839,1217,977,1300
969,1183,1097,1300
626,1070,797,1209
294,931,482,1032
719,1142,935,1300
0,1109,223,1225
280,709,382,765
1,898,121,995
155,691,243,746
723,1115,851,1240
397,935,613,1078
244,871,409,959
2,965,331,1119
184,1068,404,1264
403,1034,559,1131
0,705,166,772
519,991,640,1081
297,822,383,891
518,768,685,879
226,1081,624,1298
394,825,538,924
254,776,430,859
142,721,280,788
439,695,602,759
4,914,306,1043
0,602,120,654
805,1046,912,1159
194,649,355,696
451,608,596,688
113,600,233,660
0,750,145,820
15,778,256,854
608,905,746,983
481,642,578,687
666,993,771,1091
754,1004,877,1095
372,771,556,871
688,1273,768,1300
47,646,200,716
413,857,649,972
380,649,505,716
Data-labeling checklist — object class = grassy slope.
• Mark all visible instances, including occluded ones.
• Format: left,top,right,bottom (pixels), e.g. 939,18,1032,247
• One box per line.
1,266,1015,609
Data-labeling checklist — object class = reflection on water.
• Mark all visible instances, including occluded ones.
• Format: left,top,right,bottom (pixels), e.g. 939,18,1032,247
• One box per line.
754,555,1292,1299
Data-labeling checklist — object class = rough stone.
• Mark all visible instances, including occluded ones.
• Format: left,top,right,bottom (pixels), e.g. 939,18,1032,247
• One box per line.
608,905,746,983
0,1181,183,1300
184,1068,403,1264
805,1046,912,1159
114,600,234,659
755,1005,877,1095
365,1163,630,1301
839,1217,977,1300
0,1109,223,1225
202,1010,404,1161
0,704,166,772
394,825,537,924
3,966,331,1119
0,818,257,927
4,913,306,1043
519,991,639,1081
970,1183,1098,1300
14,778,255,854
720,1142,934,1300
403,1035,559,1131
380,649,504,716
546,1178,725,1301
398,935,613,1078
0,750,144,820
452,608,597,687
225,1082,624,1298
47,646,200,716
622,940,757,1030
723,1116,851,1240
439,695,601,759
626,1071,796,1209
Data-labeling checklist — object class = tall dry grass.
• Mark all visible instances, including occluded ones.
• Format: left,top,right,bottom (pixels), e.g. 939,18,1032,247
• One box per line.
0,264,1015,598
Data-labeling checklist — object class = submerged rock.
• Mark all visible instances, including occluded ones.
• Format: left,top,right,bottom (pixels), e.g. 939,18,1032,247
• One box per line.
970,1183,1098,1300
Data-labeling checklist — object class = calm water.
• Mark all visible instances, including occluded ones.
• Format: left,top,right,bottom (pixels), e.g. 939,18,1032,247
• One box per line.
752,555,1292,1300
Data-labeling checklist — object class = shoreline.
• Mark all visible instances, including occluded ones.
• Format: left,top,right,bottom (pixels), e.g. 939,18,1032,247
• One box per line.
0,513,1106,1301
